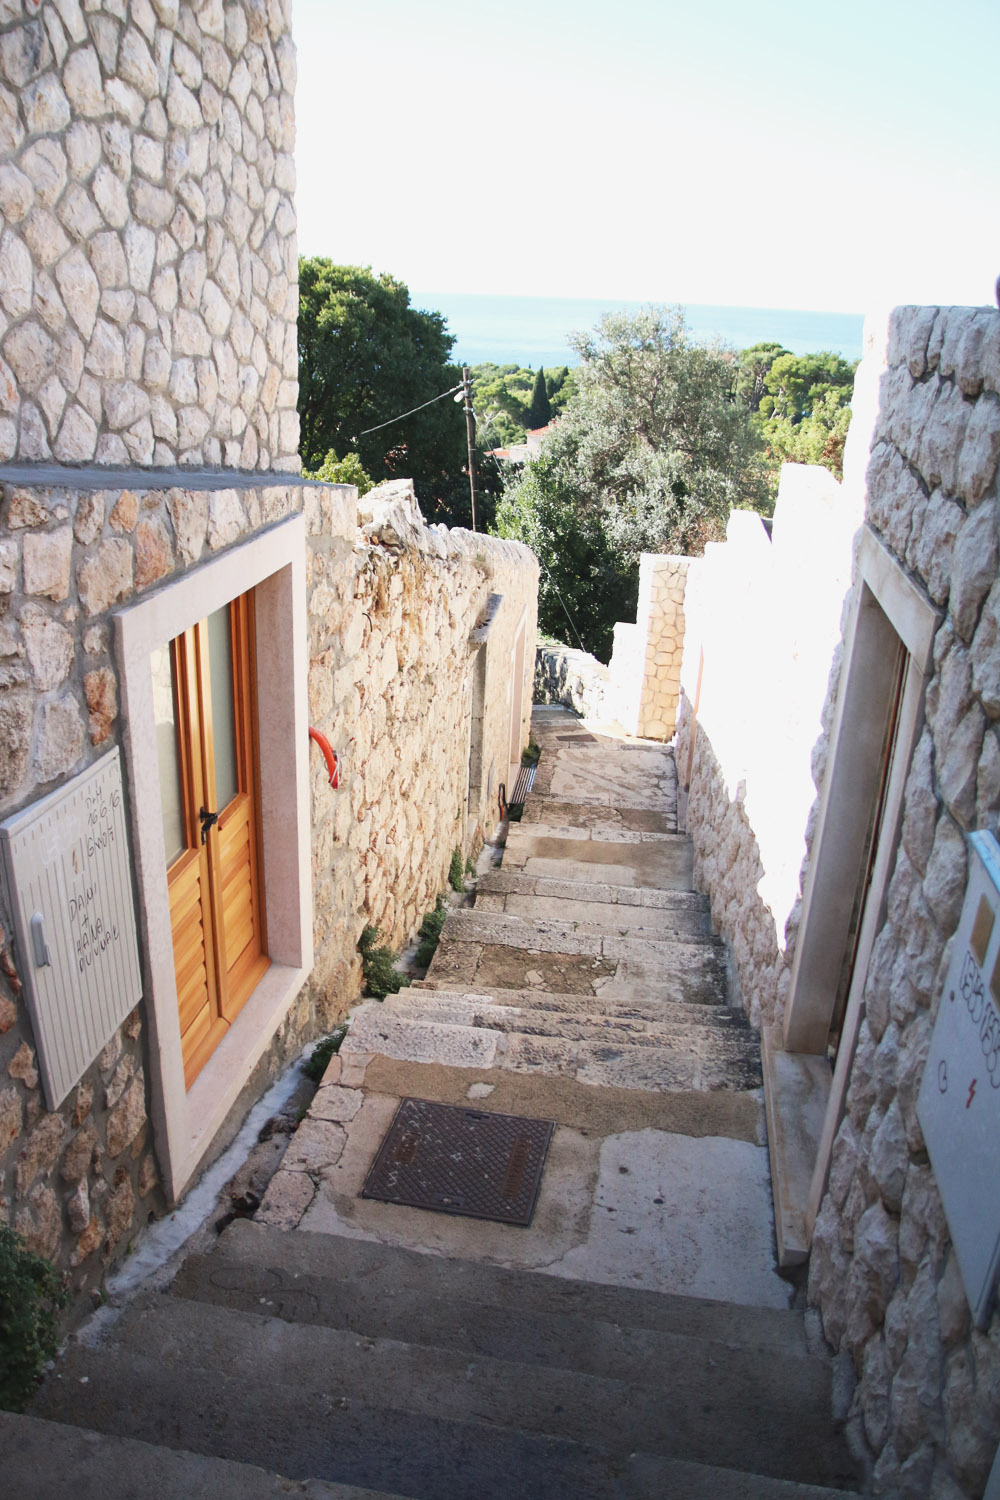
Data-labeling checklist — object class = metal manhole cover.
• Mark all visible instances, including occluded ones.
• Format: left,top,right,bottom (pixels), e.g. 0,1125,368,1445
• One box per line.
361,1098,554,1227
556,733,597,744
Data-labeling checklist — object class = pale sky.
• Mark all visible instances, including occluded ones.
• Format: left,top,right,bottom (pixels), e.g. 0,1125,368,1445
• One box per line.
293,0,1000,316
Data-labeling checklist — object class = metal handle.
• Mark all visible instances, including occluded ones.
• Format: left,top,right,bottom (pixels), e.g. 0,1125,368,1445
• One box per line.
30,911,51,967
199,807,219,844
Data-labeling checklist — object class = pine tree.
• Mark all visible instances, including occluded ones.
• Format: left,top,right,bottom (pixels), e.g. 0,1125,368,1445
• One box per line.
526,366,552,429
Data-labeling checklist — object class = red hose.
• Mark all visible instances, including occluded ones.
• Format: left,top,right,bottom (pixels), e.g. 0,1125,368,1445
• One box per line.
309,727,339,788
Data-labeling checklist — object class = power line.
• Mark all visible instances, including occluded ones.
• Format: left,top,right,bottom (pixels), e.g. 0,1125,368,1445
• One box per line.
357,383,464,438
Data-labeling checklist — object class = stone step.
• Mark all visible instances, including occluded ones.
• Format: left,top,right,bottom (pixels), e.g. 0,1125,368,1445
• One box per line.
518,800,676,834
477,866,708,913
341,1002,762,1092
178,1219,811,1357
405,982,747,1028
474,887,712,940
171,1230,809,1391
8,1412,863,1500
426,933,728,1009
434,908,724,961
374,991,757,1054
500,828,695,890
33,1293,856,1490
32,1345,620,1500
0,1412,405,1500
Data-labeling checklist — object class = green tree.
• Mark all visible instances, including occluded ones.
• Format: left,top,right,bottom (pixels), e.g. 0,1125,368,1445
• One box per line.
302,449,374,496
297,261,472,524
526,366,552,428
493,308,768,658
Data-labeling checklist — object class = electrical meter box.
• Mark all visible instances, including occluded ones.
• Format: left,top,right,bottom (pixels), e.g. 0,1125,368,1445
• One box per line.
0,748,142,1111
917,829,1000,1328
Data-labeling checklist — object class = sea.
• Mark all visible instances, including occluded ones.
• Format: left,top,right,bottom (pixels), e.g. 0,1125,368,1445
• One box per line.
412,291,865,370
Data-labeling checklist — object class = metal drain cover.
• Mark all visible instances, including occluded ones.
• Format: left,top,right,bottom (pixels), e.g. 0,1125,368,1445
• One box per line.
361,1098,554,1227
556,733,597,744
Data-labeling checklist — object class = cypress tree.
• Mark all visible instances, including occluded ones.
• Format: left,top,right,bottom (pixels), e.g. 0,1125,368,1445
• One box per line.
526,367,552,428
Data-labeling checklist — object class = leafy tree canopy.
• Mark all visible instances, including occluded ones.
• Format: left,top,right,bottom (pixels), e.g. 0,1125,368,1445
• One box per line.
297,260,473,524
526,367,552,428
493,307,769,658
735,344,857,483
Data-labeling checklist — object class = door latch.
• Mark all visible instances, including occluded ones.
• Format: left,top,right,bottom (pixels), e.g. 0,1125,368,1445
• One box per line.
199,807,219,844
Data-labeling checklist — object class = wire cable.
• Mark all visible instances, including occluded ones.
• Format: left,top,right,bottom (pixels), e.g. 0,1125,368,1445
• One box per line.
358,383,464,438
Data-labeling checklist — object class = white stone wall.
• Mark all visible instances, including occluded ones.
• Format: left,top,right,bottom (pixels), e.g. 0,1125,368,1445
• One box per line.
675,468,860,1027
0,0,298,469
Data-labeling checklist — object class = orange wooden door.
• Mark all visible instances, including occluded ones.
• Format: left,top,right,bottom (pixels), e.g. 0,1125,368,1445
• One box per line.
155,594,268,1087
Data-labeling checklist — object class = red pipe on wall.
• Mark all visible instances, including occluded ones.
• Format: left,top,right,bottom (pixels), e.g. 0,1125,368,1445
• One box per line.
308,727,339,788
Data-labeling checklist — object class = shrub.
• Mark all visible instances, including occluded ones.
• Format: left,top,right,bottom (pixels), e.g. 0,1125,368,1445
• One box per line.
448,849,465,891
0,1224,67,1412
416,897,448,968
358,925,411,1000
302,1026,348,1083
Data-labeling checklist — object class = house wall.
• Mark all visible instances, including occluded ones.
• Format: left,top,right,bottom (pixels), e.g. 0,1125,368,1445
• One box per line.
0,0,540,1310
674,464,861,1028
0,0,299,470
0,468,537,1304
678,305,1000,1497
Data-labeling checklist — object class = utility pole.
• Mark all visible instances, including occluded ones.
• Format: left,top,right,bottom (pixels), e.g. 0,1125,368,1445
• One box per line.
462,366,478,533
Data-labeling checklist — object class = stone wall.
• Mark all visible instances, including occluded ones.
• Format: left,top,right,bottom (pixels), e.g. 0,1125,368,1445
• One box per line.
0,472,537,1306
0,470,307,1301
0,0,298,470
806,307,1000,1498
306,479,539,1008
675,466,859,1028
679,306,1000,1495
534,641,608,720
607,553,688,740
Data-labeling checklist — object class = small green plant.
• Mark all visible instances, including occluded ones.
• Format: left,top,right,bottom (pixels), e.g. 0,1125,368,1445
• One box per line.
0,1224,67,1412
521,739,540,765
415,897,448,968
302,1025,348,1083
448,849,465,891
358,925,411,1000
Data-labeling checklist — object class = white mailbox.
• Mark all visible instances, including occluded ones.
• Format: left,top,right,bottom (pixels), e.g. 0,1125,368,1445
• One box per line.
917,829,1000,1328
0,748,142,1111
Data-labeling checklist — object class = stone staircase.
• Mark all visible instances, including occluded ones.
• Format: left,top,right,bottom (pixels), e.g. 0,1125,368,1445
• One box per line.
3,706,863,1498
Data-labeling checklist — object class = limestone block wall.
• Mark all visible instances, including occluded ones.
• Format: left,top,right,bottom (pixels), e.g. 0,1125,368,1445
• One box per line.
0,0,298,469
608,553,688,740
306,479,539,1008
0,470,308,1302
678,305,1000,1494
0,470,538,1307
675,467,860,1027
534,641,608,720
805,307,1000,1498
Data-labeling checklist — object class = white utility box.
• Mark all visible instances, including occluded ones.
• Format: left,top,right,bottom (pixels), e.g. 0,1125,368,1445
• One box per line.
917,829,1000,1328
0,748,142,1110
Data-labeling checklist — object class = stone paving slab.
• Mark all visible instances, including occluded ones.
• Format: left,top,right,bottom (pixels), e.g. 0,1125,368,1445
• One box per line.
341,1004,499,1069
427,937,727,1006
